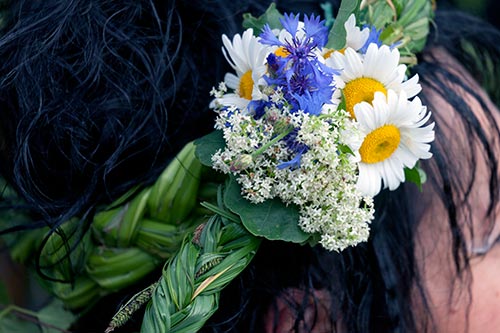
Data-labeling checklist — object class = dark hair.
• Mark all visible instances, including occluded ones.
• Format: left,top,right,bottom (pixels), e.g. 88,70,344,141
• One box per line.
0,0,225,223
1,1,499,333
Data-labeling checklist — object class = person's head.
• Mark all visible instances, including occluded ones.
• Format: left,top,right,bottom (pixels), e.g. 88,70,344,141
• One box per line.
408,11,500,331
1,1,500,333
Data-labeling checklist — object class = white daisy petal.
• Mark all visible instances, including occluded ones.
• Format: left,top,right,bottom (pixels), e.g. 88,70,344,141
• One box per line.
332,43,425,120
354,102,377,131
358,164,382,197
344,14,370,51
216,28,271,110
400,74,422,98
224,73,240,90
396,145,419,167
344,48,364,78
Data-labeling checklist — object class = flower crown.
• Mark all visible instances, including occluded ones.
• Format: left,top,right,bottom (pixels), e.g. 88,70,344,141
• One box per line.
0,1,436,332
200,0,435,252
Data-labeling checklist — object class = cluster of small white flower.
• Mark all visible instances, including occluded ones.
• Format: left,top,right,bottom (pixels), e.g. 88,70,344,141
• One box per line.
211,85,374,250
279,112,374,251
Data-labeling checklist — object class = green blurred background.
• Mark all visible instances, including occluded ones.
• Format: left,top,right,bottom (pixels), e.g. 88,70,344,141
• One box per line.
448,0,499,28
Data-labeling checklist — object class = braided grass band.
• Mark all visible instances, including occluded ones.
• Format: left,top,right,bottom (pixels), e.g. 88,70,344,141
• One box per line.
7,141,220,310
104,200,261,332
138,214,261,333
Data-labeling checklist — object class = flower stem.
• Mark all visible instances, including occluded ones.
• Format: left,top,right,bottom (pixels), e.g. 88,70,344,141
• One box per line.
251,127,293,157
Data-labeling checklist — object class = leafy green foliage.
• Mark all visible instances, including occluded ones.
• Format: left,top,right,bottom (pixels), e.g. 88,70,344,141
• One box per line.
224,176,309,243
0,300,76,333
139,215,261,333
37,300,77,333
0,315,40,333
404,164,427,191
0,278,8,305
242,3,284,33
359,0,434,62
326,0,361,49
194,131,225,167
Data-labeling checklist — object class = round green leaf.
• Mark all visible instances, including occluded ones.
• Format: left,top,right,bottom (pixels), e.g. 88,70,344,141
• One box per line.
194,131,225,167
223,176,309,243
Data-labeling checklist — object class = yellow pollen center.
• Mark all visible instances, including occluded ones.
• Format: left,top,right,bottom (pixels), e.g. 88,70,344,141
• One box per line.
343,77,387,118
323,49,334,59
239,70,254,100
274,46,290,57
359,124,401,164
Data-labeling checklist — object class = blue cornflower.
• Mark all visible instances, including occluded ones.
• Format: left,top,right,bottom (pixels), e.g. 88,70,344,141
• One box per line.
259,13,335,115
281,13,300,39
284,61,335,114
248,99,270,119
277,145,309,170
264,53,288,86
277,130,309,170
359,25,383,53
303,14,329,48
260,13,328,57
220,106,235,128
292,90,325,116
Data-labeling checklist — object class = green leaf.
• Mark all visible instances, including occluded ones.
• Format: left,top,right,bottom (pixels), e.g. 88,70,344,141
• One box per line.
320,2,335,29
360,0,433,56
0,279,9,305
326,0,361,50
194,131,225,167
223,176,309,243
338,144,354,155
361,2,393,30
404,165,427,191
242,3,284,33
37,299,77,333
0,315,41,333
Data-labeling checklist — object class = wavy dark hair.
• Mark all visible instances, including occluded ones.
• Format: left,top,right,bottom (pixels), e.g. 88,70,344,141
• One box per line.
0,0,499,332
0,0,224,223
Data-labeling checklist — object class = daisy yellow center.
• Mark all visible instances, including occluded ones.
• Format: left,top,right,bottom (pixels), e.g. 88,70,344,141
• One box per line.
239,70,254,100
323,48,344,60
274,46,290,57
343,77,387,118
323,49,334,59
359,124,401,164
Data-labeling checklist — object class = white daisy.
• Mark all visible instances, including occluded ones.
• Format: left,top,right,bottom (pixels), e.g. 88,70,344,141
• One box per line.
213,28,270,110
321,14,369,60
353,90,434,197
327,43,421,118
344,14,370,51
